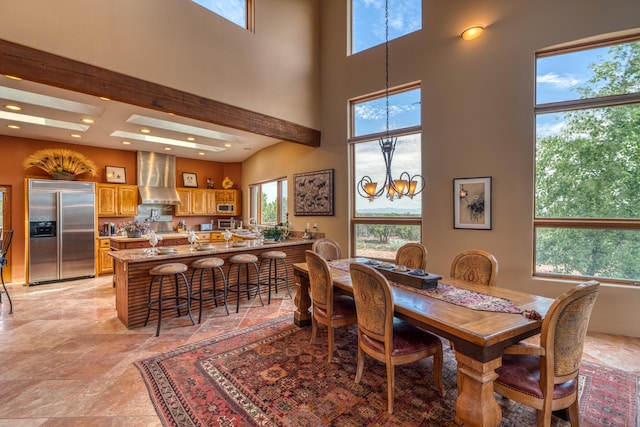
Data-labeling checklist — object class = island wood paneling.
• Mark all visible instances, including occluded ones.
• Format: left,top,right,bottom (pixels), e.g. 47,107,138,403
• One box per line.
113,242,313,329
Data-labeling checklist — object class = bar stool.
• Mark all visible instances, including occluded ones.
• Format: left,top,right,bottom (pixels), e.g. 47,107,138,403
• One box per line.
259,250,291,304
190,257,229,323
144,262,194,336
226,254,263,313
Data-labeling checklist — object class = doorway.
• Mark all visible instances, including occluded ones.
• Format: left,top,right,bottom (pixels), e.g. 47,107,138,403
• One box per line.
0,186,11,281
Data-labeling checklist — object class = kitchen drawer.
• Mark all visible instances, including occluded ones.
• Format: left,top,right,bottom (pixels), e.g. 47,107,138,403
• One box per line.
99,239,111,248
162,238,189,246
123,241,151,249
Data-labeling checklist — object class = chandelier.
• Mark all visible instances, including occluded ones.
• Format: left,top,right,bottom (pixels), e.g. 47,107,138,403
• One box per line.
356,0,424,202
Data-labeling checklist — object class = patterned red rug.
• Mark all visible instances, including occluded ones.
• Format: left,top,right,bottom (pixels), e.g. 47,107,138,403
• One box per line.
135,317,639,426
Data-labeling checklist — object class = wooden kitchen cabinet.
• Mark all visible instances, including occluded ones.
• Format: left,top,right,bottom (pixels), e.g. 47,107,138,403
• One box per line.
97,238,113,275
98,184,139,216
174,188,209,216
214,189,241,216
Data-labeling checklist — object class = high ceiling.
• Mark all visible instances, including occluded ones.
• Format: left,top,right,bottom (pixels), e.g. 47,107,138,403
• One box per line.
0,75,282,162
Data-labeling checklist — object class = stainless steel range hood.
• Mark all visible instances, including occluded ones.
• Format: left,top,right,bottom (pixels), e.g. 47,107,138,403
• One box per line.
137,151,182,205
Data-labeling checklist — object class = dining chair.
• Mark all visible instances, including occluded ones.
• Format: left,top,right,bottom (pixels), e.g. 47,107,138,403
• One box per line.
395,242,428,270
493,281,600,427
311,238,342,262
0,230,14,314
305,250,357,361
449,249,498,286
349,263,445,414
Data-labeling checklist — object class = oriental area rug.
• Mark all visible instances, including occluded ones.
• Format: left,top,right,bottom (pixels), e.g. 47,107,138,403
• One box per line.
135,317,639,427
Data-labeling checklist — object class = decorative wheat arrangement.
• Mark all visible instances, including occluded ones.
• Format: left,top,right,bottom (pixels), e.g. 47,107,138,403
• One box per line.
23,148,97,179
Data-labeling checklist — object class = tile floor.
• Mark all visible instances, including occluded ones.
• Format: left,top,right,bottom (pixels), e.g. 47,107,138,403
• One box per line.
0,275,638,426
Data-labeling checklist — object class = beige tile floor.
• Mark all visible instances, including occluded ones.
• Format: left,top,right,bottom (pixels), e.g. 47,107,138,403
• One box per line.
0,275,638,426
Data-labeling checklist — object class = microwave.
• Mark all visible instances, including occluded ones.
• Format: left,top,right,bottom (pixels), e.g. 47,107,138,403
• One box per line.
218,219,233,229
217,203,235,214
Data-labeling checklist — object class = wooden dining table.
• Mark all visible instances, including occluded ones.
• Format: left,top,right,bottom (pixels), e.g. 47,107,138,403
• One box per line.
292,259,555,427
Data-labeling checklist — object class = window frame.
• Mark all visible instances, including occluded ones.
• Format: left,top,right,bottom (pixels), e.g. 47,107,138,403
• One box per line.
191,0,254,31
249,177,288,226
349,83,423,260
533,34,640,285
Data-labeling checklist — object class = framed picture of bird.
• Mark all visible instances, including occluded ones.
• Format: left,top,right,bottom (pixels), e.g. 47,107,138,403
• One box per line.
293,169,334,216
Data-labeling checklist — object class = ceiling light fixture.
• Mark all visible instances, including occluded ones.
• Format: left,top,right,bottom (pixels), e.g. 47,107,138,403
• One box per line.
163,147,172,151
224,143,232,147
140,128,151,134
461,25,484,41
198,152,205,156
4,75,22,81
121,141,131,145
70,133,81,138
186,136,195,141
4,104,21,111
356,0,425,202
7,124,20,129
82,118,95,124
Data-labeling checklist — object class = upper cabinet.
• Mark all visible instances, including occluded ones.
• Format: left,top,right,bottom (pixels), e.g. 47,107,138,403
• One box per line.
175,188,214,216
97,184,138,217
174,188,241,216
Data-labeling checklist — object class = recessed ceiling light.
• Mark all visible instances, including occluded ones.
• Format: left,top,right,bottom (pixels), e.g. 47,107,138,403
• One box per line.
163,147,172,151
4,75,22,81
70,133,81,138
140,128,151,134
82,118,95,124
186,136,195,141
7,124,20,129
224,143,232,147
99,96,110,101
121,141,131,145
198,152,205,156
5,104,21,111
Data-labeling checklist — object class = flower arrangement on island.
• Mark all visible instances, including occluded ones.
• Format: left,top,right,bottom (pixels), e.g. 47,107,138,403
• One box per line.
23,148,97,180
117,221,151,237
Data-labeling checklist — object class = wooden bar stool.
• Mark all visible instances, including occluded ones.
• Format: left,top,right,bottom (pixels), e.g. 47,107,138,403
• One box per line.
259,250,291,304
226,254,263,313
190,257,229,323
144,262,194,336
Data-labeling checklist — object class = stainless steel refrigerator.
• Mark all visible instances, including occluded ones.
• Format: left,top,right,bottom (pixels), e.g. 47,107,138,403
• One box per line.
28,179,96,285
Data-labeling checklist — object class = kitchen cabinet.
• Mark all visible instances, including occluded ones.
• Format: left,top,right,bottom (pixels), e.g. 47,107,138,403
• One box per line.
97,238,113,275
214,189,241,216
174,188,211,216
98,184,138,217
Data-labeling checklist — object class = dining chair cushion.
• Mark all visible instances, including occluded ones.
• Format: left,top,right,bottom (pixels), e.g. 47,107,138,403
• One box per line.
495,354,578,400
313,294,356,321
361,318,442,357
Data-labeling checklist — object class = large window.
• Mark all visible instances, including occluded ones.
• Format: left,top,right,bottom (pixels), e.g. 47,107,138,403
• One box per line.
351,0,421,54
249,178,288,226
192,0,253,30
350,85,422,259
534,36,640,284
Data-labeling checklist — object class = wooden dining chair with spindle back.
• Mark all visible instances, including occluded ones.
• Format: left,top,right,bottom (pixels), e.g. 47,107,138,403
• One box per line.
312,238,343,262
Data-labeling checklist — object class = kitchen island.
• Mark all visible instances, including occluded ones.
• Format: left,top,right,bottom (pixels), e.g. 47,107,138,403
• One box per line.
108,238,317,329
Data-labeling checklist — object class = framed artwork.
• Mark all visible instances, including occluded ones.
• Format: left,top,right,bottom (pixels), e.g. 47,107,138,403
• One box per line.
182,172,198,188
293,169,334,216
105,166,126,184
454,176,492,229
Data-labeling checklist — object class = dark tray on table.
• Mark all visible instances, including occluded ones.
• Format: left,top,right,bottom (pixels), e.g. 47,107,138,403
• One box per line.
356,258,441,289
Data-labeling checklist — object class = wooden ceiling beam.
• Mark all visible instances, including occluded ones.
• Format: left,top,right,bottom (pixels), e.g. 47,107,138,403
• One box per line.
0,38,320,147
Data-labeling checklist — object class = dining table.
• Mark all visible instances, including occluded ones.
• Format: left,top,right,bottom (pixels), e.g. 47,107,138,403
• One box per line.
292,258,555,427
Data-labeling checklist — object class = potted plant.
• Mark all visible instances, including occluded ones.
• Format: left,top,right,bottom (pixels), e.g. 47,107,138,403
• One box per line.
23,148,97,180
117,221,151,238
262,225,285,241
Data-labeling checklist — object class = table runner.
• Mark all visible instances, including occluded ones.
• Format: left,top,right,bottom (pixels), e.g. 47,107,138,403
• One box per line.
330,260,533,316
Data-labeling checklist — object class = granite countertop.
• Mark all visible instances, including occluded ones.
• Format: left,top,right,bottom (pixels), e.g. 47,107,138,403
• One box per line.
107,229,260,242
108,237,315,263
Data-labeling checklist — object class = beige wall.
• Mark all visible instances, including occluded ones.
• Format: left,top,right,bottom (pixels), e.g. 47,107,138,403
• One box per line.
2,1,640,336
0,0,321,129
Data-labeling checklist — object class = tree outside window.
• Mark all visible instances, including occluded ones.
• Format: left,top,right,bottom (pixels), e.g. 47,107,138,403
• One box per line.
535,37,640,284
